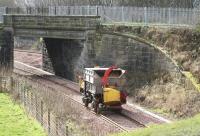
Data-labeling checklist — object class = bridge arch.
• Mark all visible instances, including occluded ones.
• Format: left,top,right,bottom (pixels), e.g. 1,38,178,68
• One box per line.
2,14,188,94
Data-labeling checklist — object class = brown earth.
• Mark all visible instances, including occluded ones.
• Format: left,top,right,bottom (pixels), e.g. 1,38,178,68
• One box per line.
14,50,42,68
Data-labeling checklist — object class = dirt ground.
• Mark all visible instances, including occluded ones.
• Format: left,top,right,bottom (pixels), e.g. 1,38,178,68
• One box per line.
14,50,42,68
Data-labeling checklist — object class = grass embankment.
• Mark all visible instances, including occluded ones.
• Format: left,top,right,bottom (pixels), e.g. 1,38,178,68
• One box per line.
113,114,200,136
0,93,46,136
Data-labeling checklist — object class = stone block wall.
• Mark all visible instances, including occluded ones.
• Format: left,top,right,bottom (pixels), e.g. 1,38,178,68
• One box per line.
42,41,54,74
4,15,100,30
0,27,14,76
39,22,184,97
84,33,177,92
42,29,177,93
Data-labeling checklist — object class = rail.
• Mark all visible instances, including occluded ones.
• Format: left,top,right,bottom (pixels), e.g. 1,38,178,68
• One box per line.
14,62,130,132
14,60,155,131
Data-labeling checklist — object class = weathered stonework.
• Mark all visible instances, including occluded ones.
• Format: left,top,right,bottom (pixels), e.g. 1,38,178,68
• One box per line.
4,15,100,39
4,15,100,30
0,27,14,76
84,32,177,91
2,14,181,94
43,30,177,93
42,41,54,74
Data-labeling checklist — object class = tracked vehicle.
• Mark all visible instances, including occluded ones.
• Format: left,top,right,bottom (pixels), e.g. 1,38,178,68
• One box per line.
79,66,127,113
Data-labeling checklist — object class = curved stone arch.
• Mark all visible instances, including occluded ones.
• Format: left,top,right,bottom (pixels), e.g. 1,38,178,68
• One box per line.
105,32,181,70
84,31,182,93
101,31,200,92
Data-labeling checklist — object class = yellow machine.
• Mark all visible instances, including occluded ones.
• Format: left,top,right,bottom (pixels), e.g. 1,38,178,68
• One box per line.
79,66,127,113
103,87,121,105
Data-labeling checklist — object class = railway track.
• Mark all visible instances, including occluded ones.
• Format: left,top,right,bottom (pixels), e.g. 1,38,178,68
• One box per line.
14,61,145,132
15,50,169,131
14,61,148,128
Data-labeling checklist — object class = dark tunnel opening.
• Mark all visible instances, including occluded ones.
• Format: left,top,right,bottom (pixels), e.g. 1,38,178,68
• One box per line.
43,38,84,81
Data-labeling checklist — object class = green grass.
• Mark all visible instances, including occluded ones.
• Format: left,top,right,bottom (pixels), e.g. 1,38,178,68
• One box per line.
0,93,46,136
112,114,200,136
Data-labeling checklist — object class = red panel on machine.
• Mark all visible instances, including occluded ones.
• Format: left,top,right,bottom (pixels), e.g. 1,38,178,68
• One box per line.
101,66,117,86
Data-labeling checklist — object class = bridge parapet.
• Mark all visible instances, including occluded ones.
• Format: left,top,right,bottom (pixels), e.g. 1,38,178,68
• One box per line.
4,15,100,30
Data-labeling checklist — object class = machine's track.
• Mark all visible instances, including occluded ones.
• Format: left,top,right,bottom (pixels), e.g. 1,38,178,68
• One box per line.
14,61,145,132
14,49,170,134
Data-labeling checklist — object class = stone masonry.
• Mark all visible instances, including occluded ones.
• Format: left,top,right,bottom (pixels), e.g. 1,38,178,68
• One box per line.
0,27,14,76
2,14,179,93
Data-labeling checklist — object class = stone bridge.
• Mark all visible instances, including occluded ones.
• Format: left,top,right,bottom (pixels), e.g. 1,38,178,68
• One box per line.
2,15,100,78
3,15,100,39
1,15,179,93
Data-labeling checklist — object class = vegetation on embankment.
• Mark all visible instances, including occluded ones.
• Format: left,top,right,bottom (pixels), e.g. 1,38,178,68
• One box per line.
102,25,200,83
112,113,200,136
0,92,46,136
101,24,200,118
102,24,200,82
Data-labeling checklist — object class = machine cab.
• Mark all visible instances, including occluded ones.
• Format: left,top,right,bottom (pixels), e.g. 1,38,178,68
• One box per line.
79,66,127,113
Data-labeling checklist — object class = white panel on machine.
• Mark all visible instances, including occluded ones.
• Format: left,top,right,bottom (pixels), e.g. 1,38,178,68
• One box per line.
84,69,94,84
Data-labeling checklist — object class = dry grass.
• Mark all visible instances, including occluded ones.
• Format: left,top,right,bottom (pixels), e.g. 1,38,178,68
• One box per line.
4,74,92,136
135,76,200,118
145,28,200,81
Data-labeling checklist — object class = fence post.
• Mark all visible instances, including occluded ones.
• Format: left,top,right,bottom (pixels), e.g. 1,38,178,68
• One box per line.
30,92,33,115
56,118,58,135
26,7,28,14
19,85,22,103
87,5,90,15
48,6,51,16
192,8,196,26
35,95,38,120
54,6,56,15
30,7,32,15
122,6,124,22
5,7,8,14
17,7,20,14
23,89,26,106
144,7,147,25
40,101,43,126
48,109,51,134
65,125,68,136
96,5,98,16
168,7,171,24
0,77,2,91
27,91,29,113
